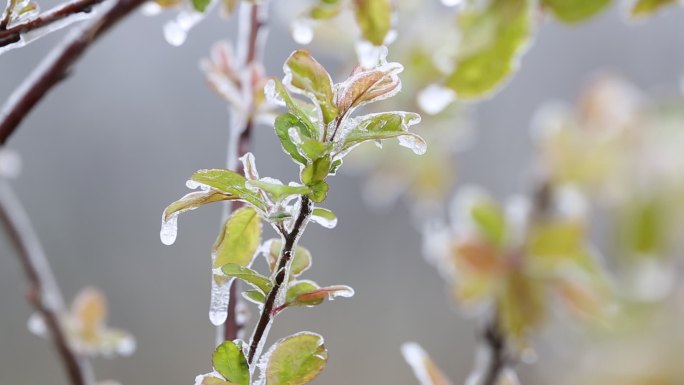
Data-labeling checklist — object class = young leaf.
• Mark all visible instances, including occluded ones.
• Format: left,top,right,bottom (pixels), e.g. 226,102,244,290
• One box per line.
470,200,506,248
311,208,338,229
192,0,211,12
291,285,355,306
541,0,612,23
284,50,338,124
243,290,266,304
630,0,677,17
248,179,311,202
335,60,404,114
301,156,332,185
161,190,236,245
213,341,250,385
445,0,532,99
191,169,266,211
307,181,330,203
275,113,313,165
286,280,321,305
222,264,273,294
213,207,262,269
263,332,328,385
266,80,319,138
352,0,393,46
265,239,312,277
339,112,426,155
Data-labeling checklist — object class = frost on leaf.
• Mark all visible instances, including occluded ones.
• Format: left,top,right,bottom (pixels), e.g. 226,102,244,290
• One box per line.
262,332,328,385
30,287,135,358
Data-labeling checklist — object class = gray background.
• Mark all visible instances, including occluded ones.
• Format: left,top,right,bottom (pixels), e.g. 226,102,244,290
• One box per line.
1,2,684,384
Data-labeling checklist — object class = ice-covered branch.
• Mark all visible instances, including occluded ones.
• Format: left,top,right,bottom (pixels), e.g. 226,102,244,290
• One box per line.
0,0,105,50
246,195,313,366
0,0,145,145
0,180,94,385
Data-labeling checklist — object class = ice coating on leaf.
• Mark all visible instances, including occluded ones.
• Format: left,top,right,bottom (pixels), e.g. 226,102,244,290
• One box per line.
261,332,328,385
355,40,386,70
401,342,453,385
160,213,179,245
0,147,21,178
209,275,231,326
240,153,260,181
398,133,428,155
291,18,314,45
418,85,457,115
310,208,337,229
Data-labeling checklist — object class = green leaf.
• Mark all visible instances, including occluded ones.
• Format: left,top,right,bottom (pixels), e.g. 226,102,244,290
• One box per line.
213,207,262,269
340,112,426,155
213,341,250,385
336,62,403,114
352,0,392,45
268,80,319,137
542,0,612,23
308,181,329,203
191,0,211,12
630,0,676,17
222,264,273,294
311,208,338,229
264,333,328,385
287,282,354,307
243,290,266,304
162,190,236,226
266,240,312,277
309,0,342,19
445,0,533,99
191,169,266,211
248,180,311,202
300,140,331,161
301,156,332,185
470,200,506,247
284,50,338,125
275,113,312,166
286,281,321,305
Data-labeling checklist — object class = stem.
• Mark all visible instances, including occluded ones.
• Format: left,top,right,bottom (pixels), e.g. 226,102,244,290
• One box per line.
480,316,507,385
0,180,94,385
246,195,313,365
0,0,105,47
219,0,269,343
0,0,145,145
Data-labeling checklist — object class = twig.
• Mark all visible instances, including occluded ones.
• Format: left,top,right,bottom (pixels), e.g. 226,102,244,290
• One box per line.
220,0,269,343
0,0,145,145
0,180,94,385
246,195,313,365
0,0,105,48
480,317,507,385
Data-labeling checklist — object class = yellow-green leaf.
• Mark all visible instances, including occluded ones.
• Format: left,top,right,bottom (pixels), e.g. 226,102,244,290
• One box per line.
266,239,312,277
284,50,338,124
445,0,533,99
631,0,677,17
264,332,328,385
352,0,392,45
541,0,612,23
213,341,250,385
213,207,261,269
222,264,273,294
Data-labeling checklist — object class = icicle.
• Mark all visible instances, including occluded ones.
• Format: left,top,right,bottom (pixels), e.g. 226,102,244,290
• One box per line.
418,84,456,115
290,18,314,45
209,275,231,325
398,134,427,155
310,213,337,229
159,213,178,245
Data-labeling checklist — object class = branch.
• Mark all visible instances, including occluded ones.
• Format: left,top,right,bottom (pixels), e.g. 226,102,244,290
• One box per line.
480,317,507,385
0,0,145,145
221,0,269,343
0,0,105,48
0,180,94,385
246,195,313,365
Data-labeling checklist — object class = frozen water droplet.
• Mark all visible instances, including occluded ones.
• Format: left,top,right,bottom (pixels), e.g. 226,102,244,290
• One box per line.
163,21,186,46
398,134,427,155
27,313,47,336
116,334,137,356
311,214,337,229
441,0,463,6
160,214,178,245
0,148,21,178
291,18,314,45
418,84,456,115
209,277,231,325
140,1,162,16
355,40,385,69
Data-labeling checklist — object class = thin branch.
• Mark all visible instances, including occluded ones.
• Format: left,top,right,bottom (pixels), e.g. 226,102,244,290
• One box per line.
480,316,507,385
220,0,269,343
0,0,105,48
246,195,313,365
0,0,145,145
0,180,94,385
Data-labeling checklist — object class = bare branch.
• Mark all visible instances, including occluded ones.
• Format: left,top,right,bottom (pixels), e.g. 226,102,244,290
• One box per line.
0,180,94,385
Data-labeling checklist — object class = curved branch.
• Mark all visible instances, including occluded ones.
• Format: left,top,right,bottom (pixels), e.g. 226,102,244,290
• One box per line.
0,180,94,385
0,0,145,145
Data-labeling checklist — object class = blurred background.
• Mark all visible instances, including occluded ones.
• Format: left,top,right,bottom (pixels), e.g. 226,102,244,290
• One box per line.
2,2,684,384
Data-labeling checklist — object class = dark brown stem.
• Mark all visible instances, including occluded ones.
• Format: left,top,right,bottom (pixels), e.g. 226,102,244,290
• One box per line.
221,1,268,343
480,316,507,385
0,0,145,145
0,0,105,47
246,195,312,365
0,181,93,385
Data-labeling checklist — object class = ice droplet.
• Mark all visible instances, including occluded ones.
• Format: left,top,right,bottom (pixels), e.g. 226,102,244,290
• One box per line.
398,134,427,155
163,21,186,47
291,18,314,45
160,213,178,245
116,334,137,356
140,1,162,16
355,40,385,69
0,147,21,178
441,0,463,6
418,84,456,115
163,7,207,47
27,313,47,336
310,213,337,229
209,277,231,325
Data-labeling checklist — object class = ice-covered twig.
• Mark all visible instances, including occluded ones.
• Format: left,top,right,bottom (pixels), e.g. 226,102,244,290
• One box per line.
0,180,95,385
0,0,145,145
220,0,269,343
0,0,105,48
480,317,507,385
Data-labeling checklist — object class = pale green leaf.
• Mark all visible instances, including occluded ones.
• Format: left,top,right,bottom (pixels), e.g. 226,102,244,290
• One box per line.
470,200,506,247
191,169,266,211
542,0,612,23
213,207,261,269
266,240,312,277
248,180,311,202
630,0,676,17
311,208,337,229
222,264,273,294
352,0,392,45
284,50,338,124
264,333,328,385
213,341,250,385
